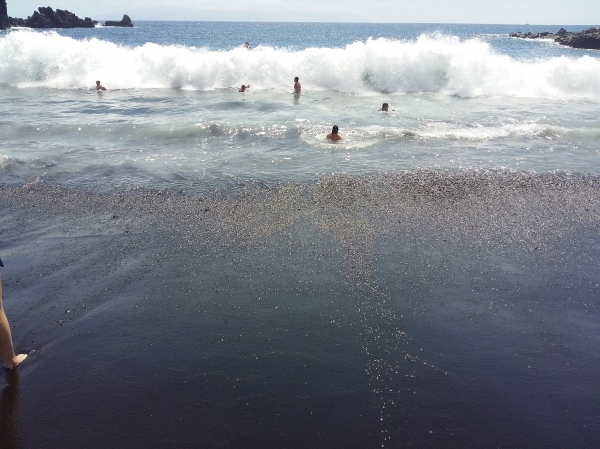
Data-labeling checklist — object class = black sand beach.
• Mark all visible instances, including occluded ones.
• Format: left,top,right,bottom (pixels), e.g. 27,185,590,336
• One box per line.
1,171,600,448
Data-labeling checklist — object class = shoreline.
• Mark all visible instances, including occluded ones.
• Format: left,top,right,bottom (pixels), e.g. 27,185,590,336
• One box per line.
2,19,600,447
510,26,600,50
2,170,600,447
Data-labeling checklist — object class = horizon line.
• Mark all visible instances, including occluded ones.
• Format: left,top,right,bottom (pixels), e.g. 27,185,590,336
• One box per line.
79,19,599,26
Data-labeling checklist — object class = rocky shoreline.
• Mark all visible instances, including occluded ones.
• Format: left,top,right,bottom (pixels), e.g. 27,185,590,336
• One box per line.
1,4,133,29
510,27,600,50
8,7,97,28
0,0,10,29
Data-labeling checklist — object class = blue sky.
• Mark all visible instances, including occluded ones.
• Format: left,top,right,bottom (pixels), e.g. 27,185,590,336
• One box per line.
7,0,600,24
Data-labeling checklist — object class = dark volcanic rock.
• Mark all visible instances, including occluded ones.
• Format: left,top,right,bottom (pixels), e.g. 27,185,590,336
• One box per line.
509,31,554,39
557,27,600,49
1,0,9,30
9,6,96,28
104,14,133,27
9,17,26,27
510,26,600,50
26,9,53,27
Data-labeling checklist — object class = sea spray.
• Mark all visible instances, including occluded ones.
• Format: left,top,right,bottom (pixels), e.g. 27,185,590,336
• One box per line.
2,30,600,99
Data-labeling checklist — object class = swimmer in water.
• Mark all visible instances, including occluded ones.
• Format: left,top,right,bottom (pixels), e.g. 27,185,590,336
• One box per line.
326,125,342,141
379,102,394,111
239,84,250,92
294,77,301,93
0,270,28,369
95,80,106,91
245,41,251,49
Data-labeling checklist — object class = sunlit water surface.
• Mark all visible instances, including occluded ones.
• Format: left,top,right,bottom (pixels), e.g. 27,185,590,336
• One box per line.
1,22,600,449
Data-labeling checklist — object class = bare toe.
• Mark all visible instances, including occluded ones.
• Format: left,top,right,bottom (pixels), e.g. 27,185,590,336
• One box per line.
4,353,28,369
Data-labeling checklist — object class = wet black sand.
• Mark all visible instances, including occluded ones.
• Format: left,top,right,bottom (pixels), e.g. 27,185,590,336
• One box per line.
1,172,600,448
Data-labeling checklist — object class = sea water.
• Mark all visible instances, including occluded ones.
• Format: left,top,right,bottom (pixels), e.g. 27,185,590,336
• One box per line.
2,23,600,189
1,22,600,448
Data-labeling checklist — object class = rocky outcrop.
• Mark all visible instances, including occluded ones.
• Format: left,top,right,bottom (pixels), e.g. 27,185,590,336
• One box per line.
8,6,97,28
1,0,10,30
104,14,133,27
8,17,26,27
510,27,600,50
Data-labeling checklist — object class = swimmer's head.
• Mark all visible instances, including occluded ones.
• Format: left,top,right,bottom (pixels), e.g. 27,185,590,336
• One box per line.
294,77,299,82
96,80,101,85
381,103,389,111
332,125,339,134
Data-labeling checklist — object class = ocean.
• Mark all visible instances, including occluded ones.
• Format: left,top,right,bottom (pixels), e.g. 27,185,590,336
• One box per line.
1,22,600,448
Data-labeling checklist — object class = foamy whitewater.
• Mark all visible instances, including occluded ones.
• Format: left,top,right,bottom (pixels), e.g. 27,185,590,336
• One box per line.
2,22,600,449
1,22,600,190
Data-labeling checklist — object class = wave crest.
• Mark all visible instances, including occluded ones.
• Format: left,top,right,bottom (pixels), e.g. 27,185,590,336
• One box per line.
1,30,600,99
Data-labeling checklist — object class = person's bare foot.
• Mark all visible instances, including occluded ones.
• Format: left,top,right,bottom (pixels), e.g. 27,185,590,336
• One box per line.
4,353,27,369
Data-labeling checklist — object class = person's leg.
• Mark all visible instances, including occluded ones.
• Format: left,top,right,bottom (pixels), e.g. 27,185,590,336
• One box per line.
0,274,27,369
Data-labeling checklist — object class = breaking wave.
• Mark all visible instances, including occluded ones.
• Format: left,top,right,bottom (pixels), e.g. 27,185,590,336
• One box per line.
2,29,600,98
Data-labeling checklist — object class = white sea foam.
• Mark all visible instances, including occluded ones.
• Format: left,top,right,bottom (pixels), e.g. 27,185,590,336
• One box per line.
2,30,600,99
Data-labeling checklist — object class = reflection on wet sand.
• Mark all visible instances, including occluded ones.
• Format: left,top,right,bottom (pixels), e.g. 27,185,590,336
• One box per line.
0,369,23,449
